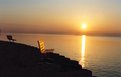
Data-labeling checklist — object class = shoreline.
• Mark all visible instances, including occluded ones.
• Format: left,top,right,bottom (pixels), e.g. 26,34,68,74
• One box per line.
0,41,96,77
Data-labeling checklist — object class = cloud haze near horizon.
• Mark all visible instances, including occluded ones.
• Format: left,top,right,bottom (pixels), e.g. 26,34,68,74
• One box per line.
0,0,121,35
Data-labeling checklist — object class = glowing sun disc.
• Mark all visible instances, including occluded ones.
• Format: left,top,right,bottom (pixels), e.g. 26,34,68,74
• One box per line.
82,23,87,29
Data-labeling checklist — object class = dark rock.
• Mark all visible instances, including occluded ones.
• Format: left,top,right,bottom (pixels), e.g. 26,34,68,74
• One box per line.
0,41,40,68
0,41,95,77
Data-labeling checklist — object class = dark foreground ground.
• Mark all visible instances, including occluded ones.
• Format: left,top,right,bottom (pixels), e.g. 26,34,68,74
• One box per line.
0,41,96,77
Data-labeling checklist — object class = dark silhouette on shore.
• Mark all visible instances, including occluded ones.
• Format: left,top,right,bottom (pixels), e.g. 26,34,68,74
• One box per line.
6,35,16,42
0,41,96,77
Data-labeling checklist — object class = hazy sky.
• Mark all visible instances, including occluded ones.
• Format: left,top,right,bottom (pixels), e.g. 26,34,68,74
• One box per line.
0,0,121,35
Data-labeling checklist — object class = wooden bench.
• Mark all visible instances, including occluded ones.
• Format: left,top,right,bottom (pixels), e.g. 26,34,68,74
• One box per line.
7,35,16,42
37,40,54,53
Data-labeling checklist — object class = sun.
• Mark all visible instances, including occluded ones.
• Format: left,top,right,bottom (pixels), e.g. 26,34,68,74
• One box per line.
81,23,87,29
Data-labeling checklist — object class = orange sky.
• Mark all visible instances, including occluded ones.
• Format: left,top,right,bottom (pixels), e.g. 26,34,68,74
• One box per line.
0,0,121,35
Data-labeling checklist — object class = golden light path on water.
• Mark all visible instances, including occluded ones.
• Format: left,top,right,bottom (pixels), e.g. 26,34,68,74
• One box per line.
80,35,86,68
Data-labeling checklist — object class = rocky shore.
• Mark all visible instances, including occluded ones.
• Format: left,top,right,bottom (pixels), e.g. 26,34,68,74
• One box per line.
0,41,96,77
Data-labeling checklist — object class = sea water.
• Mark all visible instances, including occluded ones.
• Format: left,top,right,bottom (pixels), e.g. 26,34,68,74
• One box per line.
0,33,121,77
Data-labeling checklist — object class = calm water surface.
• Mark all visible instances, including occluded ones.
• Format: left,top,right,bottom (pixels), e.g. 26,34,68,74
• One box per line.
0,33,121,77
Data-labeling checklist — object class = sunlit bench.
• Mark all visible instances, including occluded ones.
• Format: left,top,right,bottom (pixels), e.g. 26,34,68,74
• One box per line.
7,35,16,42
37,40,54,53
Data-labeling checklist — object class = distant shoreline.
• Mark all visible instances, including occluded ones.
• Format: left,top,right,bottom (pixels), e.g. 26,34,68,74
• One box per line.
1,32,121,37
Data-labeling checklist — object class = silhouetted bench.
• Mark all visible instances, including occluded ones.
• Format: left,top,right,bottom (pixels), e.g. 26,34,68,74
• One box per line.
7,35,16,42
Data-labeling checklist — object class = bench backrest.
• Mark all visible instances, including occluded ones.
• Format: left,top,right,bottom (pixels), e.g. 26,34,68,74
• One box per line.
37,40,45,53
7,35,13,40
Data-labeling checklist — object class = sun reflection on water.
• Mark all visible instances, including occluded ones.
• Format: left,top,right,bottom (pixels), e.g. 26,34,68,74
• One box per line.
80,35,86,68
